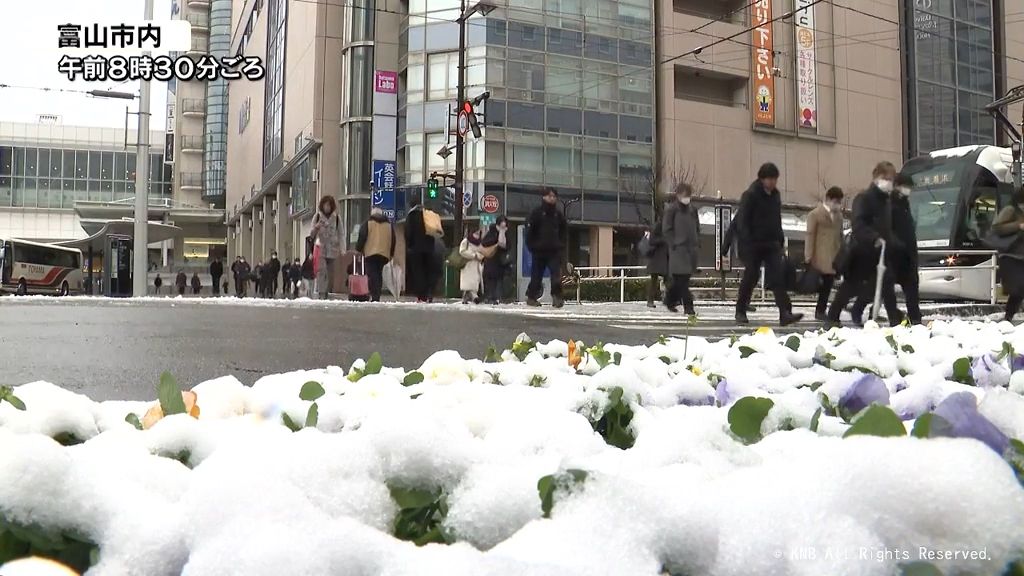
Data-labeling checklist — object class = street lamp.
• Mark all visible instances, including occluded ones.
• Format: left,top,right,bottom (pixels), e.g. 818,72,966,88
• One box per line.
453,0,496,239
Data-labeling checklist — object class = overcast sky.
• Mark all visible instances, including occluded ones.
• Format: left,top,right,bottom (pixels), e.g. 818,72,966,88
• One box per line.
0,0,174,128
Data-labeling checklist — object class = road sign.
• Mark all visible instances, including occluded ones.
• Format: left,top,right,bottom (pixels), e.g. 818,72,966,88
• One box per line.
480,214,496,229
463,189,473,209
715,204,733,272
481,194,500,214
371,160,398,221
457,110,471,137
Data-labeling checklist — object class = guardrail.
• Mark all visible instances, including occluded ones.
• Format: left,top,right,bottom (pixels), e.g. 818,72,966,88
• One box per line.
571,265,766,304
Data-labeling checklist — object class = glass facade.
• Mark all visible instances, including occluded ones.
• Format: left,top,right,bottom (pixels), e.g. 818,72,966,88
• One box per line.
262,0,287,169
907,0,996,155
203,0,232,207
399,0,655,225
340,0,376,232
0,145,172,208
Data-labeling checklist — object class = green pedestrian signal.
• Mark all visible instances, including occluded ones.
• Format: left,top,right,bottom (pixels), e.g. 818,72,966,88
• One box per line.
427,178,439,199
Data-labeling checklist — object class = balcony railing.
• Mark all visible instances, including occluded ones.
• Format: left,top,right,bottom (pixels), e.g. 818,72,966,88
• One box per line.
181,99,206,116
179,172,203,189
180,135,204,153
184,12,209,31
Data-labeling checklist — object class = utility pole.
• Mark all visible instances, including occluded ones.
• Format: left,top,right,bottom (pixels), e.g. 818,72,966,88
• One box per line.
454,0,468,242
133,0,154,297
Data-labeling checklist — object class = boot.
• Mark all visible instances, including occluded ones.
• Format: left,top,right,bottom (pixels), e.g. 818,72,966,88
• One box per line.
527,298,541,307
552,296,564,309
780,311,804,327
735,312,750,324
647,300,657,309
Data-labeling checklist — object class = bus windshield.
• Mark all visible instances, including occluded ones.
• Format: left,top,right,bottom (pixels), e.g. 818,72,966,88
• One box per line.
909,187,960,244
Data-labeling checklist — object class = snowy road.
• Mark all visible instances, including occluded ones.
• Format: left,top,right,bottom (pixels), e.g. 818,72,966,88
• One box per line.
0,296,995,400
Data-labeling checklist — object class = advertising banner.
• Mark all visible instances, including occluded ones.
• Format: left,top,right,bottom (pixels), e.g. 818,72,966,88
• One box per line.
795,0,817,129
751,0,776,126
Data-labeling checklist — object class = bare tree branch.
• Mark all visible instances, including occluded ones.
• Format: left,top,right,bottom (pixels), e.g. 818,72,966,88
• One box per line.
622,157,707,227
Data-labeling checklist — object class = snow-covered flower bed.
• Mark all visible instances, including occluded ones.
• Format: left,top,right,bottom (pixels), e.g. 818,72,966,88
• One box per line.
2,320,1024,576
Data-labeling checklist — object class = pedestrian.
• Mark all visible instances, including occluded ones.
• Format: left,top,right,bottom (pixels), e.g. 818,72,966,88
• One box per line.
267,251,281,299
429,235,446,303
356,207,397,302
458,229,485,304
175,270,187,296
311,195,343,299
642,214,669,309
301,254,315,298
290,258,302,299
662,183,700,315
210,257,223,296
223,280,230,296
993,187,1024,322
405,198,435,302
191,272,202,295
480,216,510,305
154,273,163,296
734,163,803,326
253,260,264,298
525,187,568,308
235,257,251,298
826,161,899,327
281,258,292,297
804,186,845,321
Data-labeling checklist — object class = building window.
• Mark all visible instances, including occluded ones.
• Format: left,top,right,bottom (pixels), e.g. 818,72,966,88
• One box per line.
671,0,746,25
263,0,287,168
427,51,458,101
673,65,747,108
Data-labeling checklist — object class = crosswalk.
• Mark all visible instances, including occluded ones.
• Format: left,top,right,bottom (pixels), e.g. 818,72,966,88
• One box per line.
512,305,824,335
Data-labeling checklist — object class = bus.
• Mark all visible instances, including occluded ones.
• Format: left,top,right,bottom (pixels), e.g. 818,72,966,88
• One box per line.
0,238,84,296
900,145,1017,301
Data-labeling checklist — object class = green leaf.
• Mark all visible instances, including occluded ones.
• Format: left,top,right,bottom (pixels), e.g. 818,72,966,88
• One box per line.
911,413,934,439
3,391,26,411
1005,439,1024,486
898,561,944,576
727,397,775,444
657,335,667,345
809,381,824,392
157,372,186,416
612,351,623,365
588,343,612,368
885,334,898,352
52,431,84,446
511,337,536,361
659,355,672,365
125,413,143,430
346,368,365,382
809,407,822,433
528,374,547,387
402,371,425,386
365,352,384,375
299,381,326,401
281,412,302,432
738,345,757,359
784,335,800,352
537,469,588,519
952,357,974,385
390,486,440,510
305,403,319,428
843,405,907,438
484,345,501,363
901,344,915,354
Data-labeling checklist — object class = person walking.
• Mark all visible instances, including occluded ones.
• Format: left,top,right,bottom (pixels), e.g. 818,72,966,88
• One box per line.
289,258,302,299
481,216,510,305
405,199,435,302
804,186,845,321
642,214,670,309
993,188,1024,322
525,187,568,308
356,207,397,302
191,272,202,296
154,273,163,296
210,257,223,296
235,257,251,298
458,229,485,304
301,254,315,298
281,258,292,297
175,270,187,296
311,195,343,299
826,162,898,327
267,252,281,299
253,260,264,298
662,183,700,315
735,163,803,326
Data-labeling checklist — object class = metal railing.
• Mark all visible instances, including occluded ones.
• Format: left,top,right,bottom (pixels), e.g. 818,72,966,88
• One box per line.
571,265,766,304
180,135,204,152
179,172,203,188
181,99,206,115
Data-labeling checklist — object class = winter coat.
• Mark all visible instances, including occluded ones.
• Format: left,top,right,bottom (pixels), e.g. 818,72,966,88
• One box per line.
481,226,509,279
154,276,163,288
311,209,343,259
191,274,201,290
253,266,263,284
737,180,785,250
889,191,919,282
289,264,302,283
526,203,567,255
210,260,223,279
357,214,396,260
405,206,434,254
994,205,1024,294
644,221,669,277
847,184,894,279
804,204,843,275
662,200,700,276
268,257,281,279
236,262,251,281
281,261,292,282
458,237,484,292
301,259,315,280
175,272,187,289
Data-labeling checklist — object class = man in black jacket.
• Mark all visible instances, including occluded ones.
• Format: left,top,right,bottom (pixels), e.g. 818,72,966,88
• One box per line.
827,161,898,326
526,187,568,308
405,199,435,302
281,258,292,297
850,172,920,325
266,252,281,299
210,257,224,296
735,163,803,326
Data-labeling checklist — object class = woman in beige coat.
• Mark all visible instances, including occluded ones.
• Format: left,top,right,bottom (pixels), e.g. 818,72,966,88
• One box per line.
804,186,844,320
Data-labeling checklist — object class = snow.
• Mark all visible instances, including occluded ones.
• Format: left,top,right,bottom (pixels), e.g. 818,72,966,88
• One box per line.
1,319,1024,576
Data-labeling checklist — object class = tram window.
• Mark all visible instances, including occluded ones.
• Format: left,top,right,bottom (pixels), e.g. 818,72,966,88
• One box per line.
964,188,999,243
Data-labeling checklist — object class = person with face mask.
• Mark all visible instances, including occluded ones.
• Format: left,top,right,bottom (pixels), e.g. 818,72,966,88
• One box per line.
804,186,845,321
826,161,898,327
735,162,803,326
525,188,568,308
661,183,700,315
266,251,281,299
481,216,510,304
311,195,343,299
990,188,1024,322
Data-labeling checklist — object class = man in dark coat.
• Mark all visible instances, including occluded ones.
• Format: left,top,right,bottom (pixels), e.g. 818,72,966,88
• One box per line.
405,199,435,302
289,258,302,298
210,257,223,295
234,257,251,298
281,258,292,297
525,187,568,308
827,161,899,326
267,252,281,299
175,270,188,296
850,172,920,325
735,163,803,326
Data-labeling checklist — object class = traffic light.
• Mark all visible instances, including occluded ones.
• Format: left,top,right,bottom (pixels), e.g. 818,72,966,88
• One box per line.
443,187,456,216
462,101,483,139
427,178,439,199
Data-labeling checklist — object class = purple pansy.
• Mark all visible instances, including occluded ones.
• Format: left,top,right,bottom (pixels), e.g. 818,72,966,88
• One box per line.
839,373,890,416
971,354,1010,388
931,392,1010,455
715,379,732,406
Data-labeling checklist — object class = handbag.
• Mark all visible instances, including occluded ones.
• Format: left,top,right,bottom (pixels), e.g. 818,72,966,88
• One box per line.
479,243,498,259
312,244,322,275
349,255,369,297
423,209,444,238
447,246,467,269
796,265,821,294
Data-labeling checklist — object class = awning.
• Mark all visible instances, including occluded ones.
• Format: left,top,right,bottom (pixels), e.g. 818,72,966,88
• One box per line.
57,219,184,252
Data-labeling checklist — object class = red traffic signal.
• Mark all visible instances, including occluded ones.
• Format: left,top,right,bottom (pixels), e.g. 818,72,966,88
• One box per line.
462,101,474,114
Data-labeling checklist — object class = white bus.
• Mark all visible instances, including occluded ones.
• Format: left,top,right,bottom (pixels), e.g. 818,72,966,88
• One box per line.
0,238,84,296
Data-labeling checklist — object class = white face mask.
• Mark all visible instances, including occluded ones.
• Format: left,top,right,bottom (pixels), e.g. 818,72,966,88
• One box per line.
679,196,691,205
896,186,911,196
829,202,841,212
874,178,894,193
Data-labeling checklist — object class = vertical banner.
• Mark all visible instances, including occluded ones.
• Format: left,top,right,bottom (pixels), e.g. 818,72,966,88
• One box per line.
751,0,775,126
795,0,817,129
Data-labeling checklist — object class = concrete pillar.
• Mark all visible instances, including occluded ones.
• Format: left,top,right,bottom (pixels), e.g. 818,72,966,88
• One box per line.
588,226,614,270
263,194,275,259
226,225,236,265
239,213,251,262
276,183,290,260
252,207,264,261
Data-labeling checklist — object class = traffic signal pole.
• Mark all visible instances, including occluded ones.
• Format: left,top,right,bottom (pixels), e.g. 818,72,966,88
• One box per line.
454,0,467,241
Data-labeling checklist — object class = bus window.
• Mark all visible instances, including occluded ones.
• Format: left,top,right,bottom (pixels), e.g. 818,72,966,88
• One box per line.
909,187,959,244
963,188,999,245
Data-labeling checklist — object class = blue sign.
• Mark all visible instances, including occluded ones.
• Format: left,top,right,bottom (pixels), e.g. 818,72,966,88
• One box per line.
520,240,550,278
371,160,398,221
